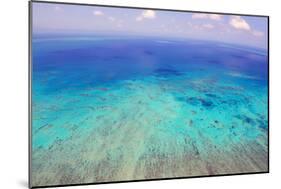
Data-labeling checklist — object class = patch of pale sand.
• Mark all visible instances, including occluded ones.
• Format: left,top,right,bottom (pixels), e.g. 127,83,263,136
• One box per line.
33,139,268,185
131,130,267,180
32,121,268,186
31,83,179,186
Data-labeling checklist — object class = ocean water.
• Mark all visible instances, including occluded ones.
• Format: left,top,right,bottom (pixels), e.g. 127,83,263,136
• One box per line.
31,36,268,186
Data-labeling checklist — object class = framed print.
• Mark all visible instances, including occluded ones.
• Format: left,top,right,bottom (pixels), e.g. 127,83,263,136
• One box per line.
29,1,269,188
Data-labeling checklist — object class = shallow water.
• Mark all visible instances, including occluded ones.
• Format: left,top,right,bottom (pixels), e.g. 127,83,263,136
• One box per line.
31,36,268,186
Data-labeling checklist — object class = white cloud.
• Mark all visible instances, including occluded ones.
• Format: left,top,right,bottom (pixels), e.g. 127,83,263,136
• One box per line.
136,10,156,21
192,13,208,19
142,10,156,19
209,14,223,21
192,13,223,21
93,10,104,16
229,16,251,31
252,30,264,37
229,16,265,38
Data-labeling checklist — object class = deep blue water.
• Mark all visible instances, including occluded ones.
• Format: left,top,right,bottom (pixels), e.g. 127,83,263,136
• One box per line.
32,37,268,94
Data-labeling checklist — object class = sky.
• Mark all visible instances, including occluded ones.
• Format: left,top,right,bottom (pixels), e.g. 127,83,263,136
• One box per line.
32,2,268,49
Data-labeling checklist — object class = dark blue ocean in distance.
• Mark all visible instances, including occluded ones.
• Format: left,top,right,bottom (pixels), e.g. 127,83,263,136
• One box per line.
32,35,268,186
32,36,267,93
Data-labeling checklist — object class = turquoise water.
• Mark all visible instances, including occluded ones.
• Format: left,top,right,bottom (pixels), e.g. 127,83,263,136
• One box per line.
32,36,268,186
